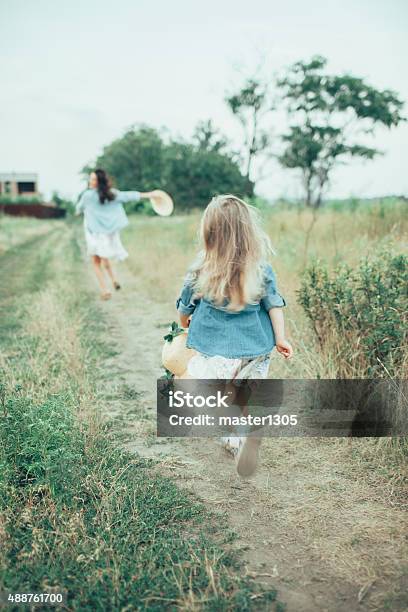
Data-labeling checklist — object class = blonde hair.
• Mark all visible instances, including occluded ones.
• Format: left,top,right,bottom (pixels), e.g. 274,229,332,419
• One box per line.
191,195,273,311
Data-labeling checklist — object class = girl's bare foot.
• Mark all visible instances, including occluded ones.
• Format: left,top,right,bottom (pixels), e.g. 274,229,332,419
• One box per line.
100,292,112,301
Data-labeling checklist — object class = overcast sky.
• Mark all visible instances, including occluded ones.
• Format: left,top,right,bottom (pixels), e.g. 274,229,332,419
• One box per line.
1,0,407,201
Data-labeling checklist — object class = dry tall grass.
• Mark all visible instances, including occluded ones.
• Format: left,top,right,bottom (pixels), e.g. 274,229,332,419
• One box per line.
123,199,407,381
123,200,408,466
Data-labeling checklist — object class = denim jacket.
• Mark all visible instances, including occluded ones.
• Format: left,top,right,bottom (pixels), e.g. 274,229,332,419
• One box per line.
76,188,141,234
176,263,286,359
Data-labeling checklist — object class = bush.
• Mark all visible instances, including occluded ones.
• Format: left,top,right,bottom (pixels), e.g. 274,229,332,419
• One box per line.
246,194,272,210
83,125,253,211
126,199,156,215
298,251,407,377
52,192,76,215
0,195,42,205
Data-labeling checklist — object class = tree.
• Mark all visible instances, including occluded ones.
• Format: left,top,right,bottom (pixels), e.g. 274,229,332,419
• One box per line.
82,124,252,210
226,77,273,182
83,125,164,191
193,119,228,153
162,140,253,209
278,56,405,208
52,191,75,215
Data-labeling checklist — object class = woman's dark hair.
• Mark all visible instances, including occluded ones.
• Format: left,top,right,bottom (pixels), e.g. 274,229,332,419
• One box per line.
94,169,115,204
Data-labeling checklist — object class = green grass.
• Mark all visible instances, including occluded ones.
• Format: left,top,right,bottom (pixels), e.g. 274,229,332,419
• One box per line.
0,222,279,610
2,198,406,608
1,389,277,611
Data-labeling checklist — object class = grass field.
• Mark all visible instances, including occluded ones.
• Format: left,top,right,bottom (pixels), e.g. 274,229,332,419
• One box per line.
0,219,279,610
0,198,407,611
123,197,407,379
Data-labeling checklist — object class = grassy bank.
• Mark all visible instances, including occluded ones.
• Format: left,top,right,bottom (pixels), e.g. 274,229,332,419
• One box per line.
0,224,278,610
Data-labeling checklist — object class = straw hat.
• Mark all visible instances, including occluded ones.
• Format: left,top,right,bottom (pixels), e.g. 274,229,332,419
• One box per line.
162,329,196,376
149,190,174,216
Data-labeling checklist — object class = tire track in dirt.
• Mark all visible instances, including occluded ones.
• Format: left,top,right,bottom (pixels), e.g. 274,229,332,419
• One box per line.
88,255,408,612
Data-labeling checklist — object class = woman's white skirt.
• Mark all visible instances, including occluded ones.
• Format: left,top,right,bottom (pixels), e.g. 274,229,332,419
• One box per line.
84,227,128,261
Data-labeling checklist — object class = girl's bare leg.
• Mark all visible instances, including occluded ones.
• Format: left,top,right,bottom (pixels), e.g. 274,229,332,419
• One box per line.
101,257,118,288
91,255,109,295
235,384,262,477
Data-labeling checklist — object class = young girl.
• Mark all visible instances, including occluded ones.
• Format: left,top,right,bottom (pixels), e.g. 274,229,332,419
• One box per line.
176,195,293,477
76,169,157,300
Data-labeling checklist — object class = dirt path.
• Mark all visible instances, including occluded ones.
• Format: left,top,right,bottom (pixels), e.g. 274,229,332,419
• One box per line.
91,258,407,612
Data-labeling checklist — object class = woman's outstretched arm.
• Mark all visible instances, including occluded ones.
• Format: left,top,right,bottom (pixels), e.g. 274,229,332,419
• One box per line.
117,189,158,203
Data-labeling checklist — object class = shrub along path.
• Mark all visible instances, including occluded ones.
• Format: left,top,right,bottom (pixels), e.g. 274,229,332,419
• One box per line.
94,237,408,612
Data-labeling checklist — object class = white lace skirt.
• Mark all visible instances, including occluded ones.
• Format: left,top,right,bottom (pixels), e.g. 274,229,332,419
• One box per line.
84,226,128,261
186,353,271,380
